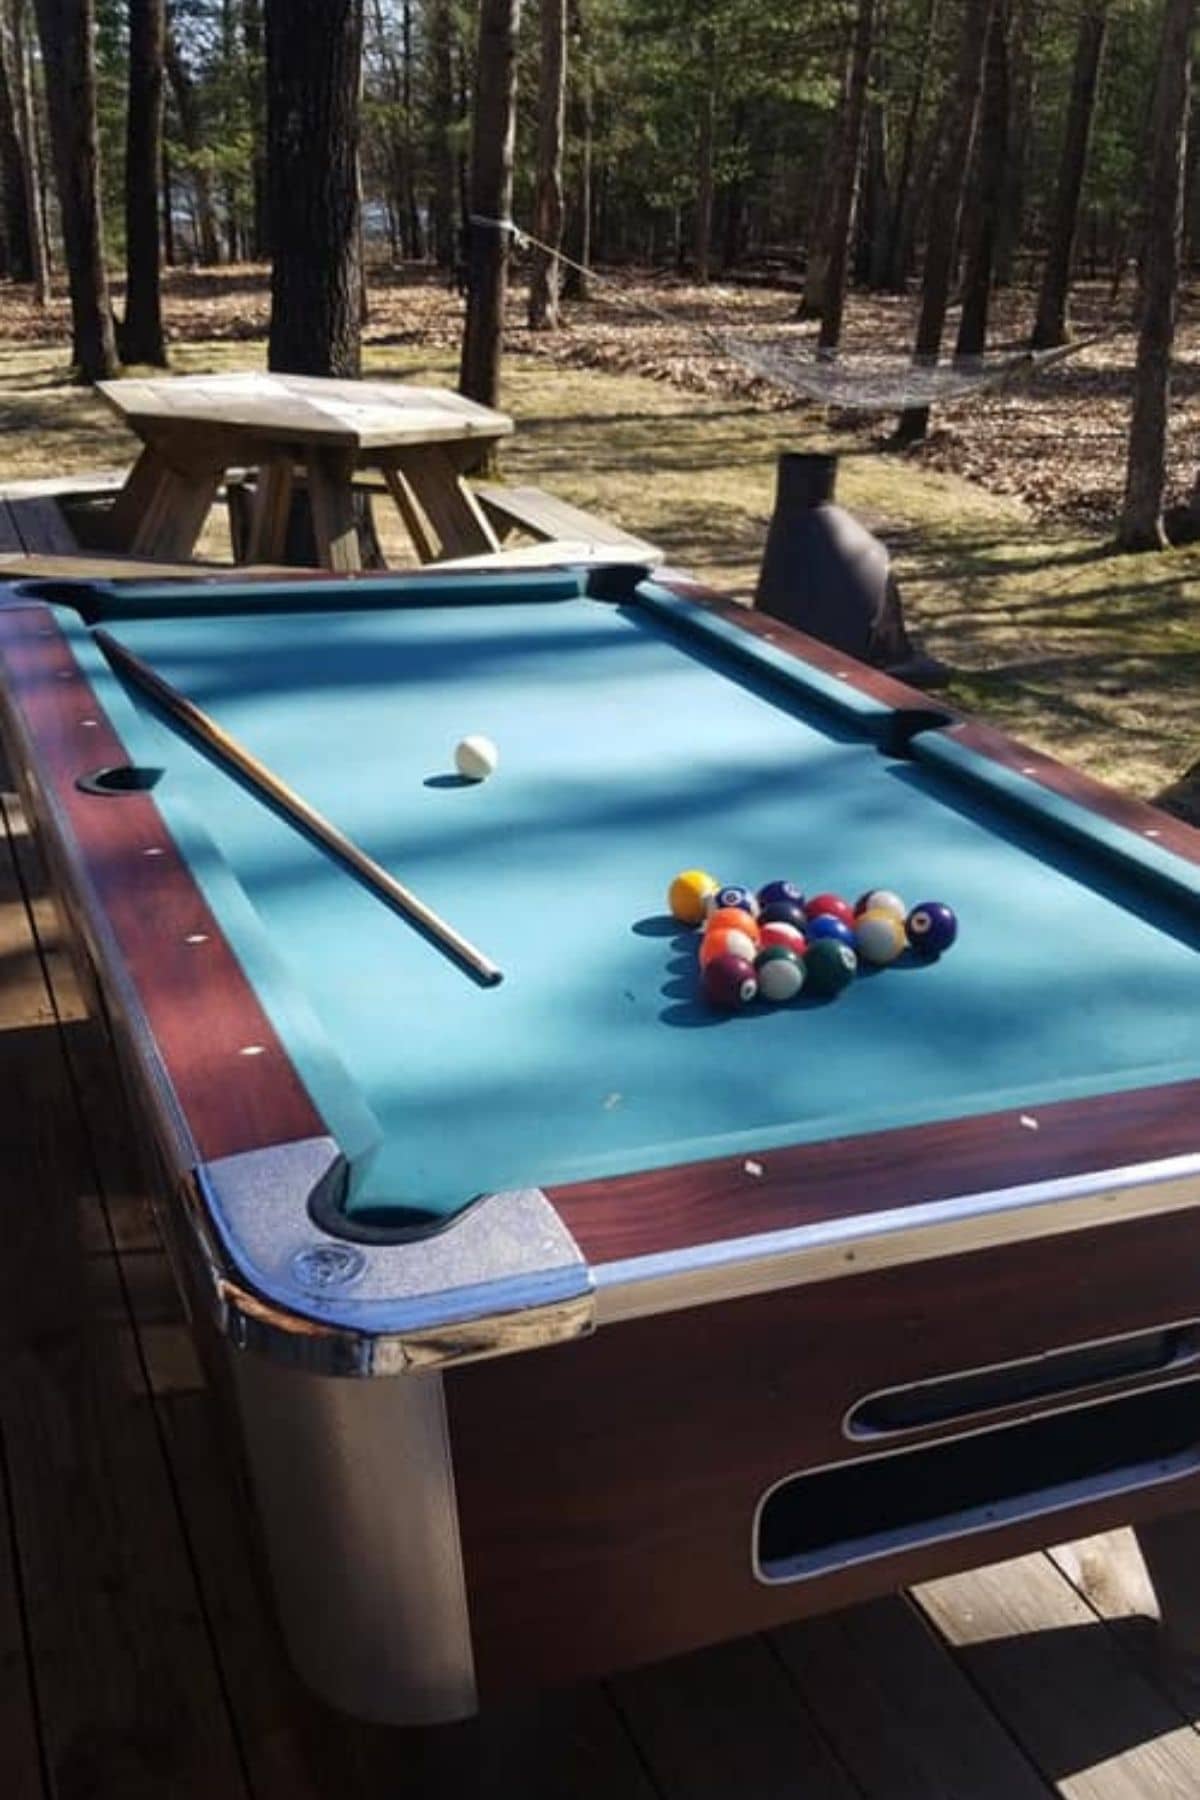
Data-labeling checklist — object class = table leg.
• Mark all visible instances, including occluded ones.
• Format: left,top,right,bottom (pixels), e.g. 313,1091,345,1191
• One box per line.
388,446,500,559
306,447,360,572
103,446,177,550
245,456,295,565
380,462,438,564
1134,1512,1200,1658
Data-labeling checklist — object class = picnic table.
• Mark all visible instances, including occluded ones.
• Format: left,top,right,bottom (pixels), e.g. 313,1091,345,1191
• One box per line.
96,371,514,571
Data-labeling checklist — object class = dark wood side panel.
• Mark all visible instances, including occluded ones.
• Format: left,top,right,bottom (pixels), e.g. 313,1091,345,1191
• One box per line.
551,1078,1200,1263
448,1207,1200,1697
0,602,325,1166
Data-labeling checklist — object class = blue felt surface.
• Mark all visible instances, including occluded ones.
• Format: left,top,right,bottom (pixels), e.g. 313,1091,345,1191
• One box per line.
63,585,1200,1225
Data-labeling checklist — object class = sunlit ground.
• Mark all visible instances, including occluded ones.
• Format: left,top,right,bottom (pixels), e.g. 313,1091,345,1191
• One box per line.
0,266,1197,813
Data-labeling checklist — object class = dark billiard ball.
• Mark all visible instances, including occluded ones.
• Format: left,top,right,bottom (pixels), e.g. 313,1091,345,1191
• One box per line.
702,952,759,1009
707,883,759,920
805,893,856,930
759,900,806,932
906,901,958,958
754,946,806,1002
758,879,804,912
806,915,855,949
804,938,858,996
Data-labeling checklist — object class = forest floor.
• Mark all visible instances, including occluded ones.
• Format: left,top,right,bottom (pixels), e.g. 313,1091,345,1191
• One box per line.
0,261,1197,815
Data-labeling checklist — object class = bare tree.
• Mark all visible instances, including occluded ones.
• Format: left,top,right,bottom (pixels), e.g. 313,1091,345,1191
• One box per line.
529,0,567,326
459,0,521,409
428,0,456,267
9,0,48,301
895,0,990,443
32,0,117,378
1031,0,1109,350
119,0,168,364
0,18,31,279
1116,0,1195,550
956,0,1010,356
692,22,716,281
818,0,875,350
266,0,363,376
165,9,221,264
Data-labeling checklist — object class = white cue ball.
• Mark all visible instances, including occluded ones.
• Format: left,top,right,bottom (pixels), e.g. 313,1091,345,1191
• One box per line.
454,734,499,782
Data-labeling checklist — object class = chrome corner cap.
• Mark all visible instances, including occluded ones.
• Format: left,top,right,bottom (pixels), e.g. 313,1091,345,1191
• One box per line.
184,1138,594,1375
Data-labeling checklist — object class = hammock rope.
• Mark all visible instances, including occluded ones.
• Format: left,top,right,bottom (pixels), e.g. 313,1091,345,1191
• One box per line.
469,214,1114,414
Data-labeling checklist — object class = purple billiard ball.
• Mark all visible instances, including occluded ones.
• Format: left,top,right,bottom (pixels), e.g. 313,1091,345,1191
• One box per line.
758,879,804,912
906,900,958,958
759,900,806,932
806,914,855,949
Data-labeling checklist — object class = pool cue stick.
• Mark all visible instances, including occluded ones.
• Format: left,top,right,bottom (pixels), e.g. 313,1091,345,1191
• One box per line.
94,629,503,987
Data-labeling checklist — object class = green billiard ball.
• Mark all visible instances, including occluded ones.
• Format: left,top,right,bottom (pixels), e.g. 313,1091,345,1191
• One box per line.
804,938,858,996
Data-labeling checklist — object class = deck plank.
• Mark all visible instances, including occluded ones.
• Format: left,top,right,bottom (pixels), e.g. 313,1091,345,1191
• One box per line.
770,1596,1054,1799
609,1634,862,1799
914,1552,1200,1797
1051,1532,1200,1725
0,787,251,1800
0,1423,46,1800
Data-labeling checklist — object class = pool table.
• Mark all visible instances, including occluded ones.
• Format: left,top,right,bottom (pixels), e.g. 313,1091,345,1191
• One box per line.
2,563,1200,1725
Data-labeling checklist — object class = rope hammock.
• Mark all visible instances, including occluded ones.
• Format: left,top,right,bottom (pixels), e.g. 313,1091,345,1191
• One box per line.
470,214,1113,414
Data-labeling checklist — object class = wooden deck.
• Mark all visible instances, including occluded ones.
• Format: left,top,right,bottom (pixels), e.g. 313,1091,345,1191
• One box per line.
4,762,1200,1799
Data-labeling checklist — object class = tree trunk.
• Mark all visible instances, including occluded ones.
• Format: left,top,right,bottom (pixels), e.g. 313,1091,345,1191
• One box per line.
528,0,567,327
265,0,363,376
119,0,167,365
692,25,716,282
994,0,1034,286
10,0,49,300
1116,0,1195,551
161,129,175,264
800,46,850,315
459,0,521,410
855,55,890,290
955,0,1009,356
401,0,422,257
0,18,32,278
165,16,221,264
32,0,117,378
1031,1,1108,350
428,0,455,267
242,0,268,257
562,46,592,299
895,0,990,443
884,0,938,290
818,0,875,350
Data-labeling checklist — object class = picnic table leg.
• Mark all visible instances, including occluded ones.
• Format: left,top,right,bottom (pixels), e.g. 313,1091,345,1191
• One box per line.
380,460,439,564
105,443,225,560
390,445,500,559
245,456,295,564
306,446,361,572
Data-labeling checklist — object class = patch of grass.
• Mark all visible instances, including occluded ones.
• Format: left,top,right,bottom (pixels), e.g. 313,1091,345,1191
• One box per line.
0,325,1197,805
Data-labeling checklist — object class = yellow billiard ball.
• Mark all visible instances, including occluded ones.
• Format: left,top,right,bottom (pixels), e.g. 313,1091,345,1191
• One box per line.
668,868,720,926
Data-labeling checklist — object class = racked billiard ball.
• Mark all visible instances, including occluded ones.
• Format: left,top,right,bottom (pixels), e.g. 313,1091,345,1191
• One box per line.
855,907,908,965
759,920,807,955
805,938,858,996
755,946,806,1002
668,868,720,926
707,883,759,920
706,906,762,945
700,924,758,967
702,952,758,1009
757,879,804,912
759,900,806,932
906,901,958,958
805,893,856,930
806,915,855,949
854,888,907,921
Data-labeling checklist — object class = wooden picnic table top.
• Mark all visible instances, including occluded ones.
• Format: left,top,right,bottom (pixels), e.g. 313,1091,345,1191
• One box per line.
95,371,515,454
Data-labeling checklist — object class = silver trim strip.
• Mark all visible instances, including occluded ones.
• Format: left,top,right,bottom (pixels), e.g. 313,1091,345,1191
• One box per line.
592,1155,1200,1325
192,1141,595,1374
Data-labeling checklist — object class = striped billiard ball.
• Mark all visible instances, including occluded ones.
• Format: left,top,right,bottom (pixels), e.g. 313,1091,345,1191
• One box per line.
755,946,806,1002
